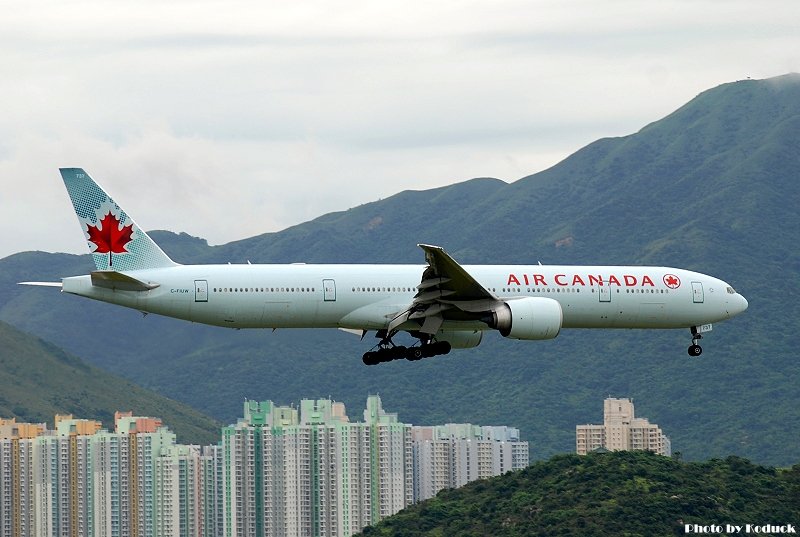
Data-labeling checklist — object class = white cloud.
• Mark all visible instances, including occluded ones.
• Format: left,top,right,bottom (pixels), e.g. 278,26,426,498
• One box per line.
1,0,799,258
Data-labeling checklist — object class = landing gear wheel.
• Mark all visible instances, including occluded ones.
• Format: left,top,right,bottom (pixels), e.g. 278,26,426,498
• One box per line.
687,326,704,357
363,331,454,365
688,344,703,357
433,341,452,355
406,347,424,361
388,346,407,360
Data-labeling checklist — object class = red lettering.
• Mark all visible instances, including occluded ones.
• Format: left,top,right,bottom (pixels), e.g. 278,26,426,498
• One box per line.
588,275,603,286
642,275,654,286
554,274,568,286
624,275,637,287
572,275,586,286
507,274,521,286
532,274,547,286
523,274,530,286
608,275,621,286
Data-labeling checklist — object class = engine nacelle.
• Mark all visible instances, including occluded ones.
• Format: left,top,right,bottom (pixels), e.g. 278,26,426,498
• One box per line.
490,297,562,340
433,329,483,349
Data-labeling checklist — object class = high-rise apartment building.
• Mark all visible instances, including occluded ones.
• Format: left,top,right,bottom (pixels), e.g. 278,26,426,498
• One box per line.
0,413,201,537
411,424,529,502
576,397,671,456
1,398,528,537
222,396,413,537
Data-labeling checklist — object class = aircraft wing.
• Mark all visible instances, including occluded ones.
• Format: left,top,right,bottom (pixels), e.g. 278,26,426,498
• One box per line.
388,244,501,334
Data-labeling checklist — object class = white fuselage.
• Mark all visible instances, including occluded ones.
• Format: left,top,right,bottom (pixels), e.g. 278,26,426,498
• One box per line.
61,263,748,332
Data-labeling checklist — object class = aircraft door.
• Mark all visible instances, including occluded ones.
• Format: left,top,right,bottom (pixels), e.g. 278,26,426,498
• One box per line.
598,285,611,303
194,280,208,302
692,281,704,303
323,279,336,302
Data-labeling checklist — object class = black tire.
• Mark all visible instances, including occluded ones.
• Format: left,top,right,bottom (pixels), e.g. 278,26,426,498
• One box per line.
687,344,703,357
421,345,436,358
406,347,424,361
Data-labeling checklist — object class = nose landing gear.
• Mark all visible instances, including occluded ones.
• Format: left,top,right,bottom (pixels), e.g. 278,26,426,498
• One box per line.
688,326,703,356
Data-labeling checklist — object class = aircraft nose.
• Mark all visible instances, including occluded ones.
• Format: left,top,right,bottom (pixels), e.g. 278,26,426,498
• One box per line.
731,293,748,316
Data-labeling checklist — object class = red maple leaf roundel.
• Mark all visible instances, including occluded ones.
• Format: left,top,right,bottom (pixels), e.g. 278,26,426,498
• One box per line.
86,211,134,254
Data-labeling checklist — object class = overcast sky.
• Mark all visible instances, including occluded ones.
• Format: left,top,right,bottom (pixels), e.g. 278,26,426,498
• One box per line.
1,0,798,259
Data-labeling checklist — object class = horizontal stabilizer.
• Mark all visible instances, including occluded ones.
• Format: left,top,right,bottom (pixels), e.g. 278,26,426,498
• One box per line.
90,271,159,291
18,281,63,288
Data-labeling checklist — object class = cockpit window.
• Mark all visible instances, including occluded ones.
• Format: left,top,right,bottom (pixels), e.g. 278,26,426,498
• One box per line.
726,286,736,294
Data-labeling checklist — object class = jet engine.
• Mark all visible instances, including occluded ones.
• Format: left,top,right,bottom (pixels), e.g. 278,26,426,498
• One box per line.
490,297,562,340
433,329,483,349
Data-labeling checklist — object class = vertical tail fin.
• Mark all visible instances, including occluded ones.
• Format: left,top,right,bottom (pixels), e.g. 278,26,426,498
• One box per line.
60,168,177,271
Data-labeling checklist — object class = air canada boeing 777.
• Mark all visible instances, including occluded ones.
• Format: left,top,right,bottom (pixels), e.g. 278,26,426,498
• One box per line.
21,168,748,365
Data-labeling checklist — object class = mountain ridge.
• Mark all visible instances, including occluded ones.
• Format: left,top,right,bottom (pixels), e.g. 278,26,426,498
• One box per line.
0,320,220,444
2,74,798,465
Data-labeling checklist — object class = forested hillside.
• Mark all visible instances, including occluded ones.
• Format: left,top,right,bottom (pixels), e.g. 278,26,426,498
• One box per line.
357,451,800,537
0,321,219,444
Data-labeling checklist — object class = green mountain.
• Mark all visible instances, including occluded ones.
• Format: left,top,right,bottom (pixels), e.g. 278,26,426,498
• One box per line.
1,74,798,465
0,320,220,444
357,451,800,537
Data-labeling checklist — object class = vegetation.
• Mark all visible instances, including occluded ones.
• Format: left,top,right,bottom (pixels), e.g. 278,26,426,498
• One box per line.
357,451,800,537
1,74,798,465
0,321,220,444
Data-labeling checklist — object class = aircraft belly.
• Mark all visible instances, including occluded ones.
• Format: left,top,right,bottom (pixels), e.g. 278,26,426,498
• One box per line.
338,300,410,330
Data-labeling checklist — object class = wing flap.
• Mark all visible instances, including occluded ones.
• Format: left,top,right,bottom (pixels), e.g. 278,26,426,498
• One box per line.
417,277,451,290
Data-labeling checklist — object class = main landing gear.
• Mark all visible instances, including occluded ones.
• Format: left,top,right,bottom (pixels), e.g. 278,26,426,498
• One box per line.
688,326,703,356
362,331,451,366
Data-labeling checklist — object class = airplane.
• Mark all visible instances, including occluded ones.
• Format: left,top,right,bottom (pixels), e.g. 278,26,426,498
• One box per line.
21,168,748,365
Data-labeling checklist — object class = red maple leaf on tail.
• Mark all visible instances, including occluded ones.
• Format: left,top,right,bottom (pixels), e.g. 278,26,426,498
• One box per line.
86,211,134,266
